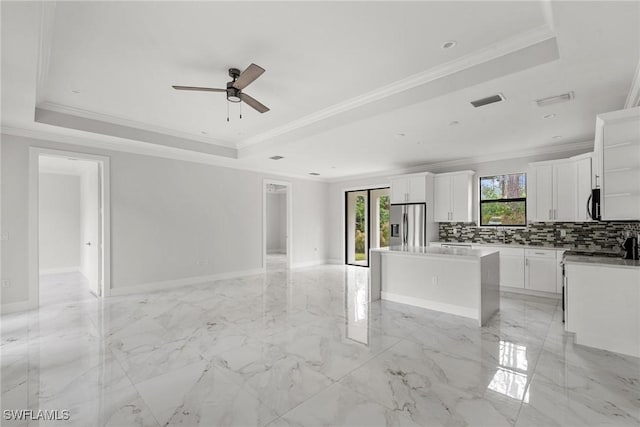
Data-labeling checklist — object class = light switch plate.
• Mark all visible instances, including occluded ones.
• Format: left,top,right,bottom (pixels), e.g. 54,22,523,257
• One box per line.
0,232,8,241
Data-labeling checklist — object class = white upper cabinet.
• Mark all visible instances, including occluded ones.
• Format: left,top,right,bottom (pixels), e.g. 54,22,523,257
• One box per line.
407,175,427,203
596,110,640,221
433,171,474,222
434,175,451,222
390,173,429,204
554,161,577,221
529,160,576,222
532,164,554,221
390,177,409,204
574,154,593,222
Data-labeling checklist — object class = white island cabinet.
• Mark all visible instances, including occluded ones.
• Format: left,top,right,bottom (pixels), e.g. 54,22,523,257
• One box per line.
564,256,640,358
369,246,500,326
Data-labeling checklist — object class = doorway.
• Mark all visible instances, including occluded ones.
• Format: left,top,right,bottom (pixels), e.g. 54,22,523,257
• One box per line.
345,187,390,267
263,180,292,270
29,148,110,309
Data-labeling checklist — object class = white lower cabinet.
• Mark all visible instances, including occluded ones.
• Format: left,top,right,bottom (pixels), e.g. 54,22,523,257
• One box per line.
480,246,525,289
525,249,557,293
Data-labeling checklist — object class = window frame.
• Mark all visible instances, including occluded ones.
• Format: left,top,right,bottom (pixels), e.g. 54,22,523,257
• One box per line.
478,173,527,227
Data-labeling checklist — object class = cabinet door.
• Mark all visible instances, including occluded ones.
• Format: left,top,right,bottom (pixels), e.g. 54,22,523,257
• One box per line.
390,178,408,204
501,254,525,288
407,175,426,203
554,162,576,221
434,175,451,222
534,165,554,221
575,157,592,222
525,256,557,293
451,173,472,222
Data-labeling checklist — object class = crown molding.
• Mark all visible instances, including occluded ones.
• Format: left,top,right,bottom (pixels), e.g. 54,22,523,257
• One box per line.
624,59,640,109
0,124,327,183
237,24,556,149
326,140,593,184
37,101,236,149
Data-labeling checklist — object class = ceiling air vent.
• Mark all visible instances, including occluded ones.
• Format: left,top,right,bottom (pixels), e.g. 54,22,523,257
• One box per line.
269,155,284,160
470,93,505,108
535,91,574,107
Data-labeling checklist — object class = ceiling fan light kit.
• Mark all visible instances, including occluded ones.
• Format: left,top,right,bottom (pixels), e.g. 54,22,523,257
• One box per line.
172,63,269,121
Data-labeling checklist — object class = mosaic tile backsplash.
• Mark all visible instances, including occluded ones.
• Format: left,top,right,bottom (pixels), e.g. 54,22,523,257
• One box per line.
438,221,640,251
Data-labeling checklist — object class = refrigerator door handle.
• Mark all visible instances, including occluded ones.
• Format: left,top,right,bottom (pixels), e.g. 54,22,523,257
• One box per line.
403,212,408,245
587,194,592,219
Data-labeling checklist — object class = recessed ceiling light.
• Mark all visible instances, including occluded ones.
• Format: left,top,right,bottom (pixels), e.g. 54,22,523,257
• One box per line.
71,90,81,94
269,155,284,160
543,113,556,119
441,40,457,49
552,135,563,140
331,166,337,169
449,120,460,126
201,131,208,135
309,172,320,176
395,132,406,137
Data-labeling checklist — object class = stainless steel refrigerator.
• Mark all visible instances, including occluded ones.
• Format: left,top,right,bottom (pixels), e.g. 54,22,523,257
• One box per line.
390,203,426,247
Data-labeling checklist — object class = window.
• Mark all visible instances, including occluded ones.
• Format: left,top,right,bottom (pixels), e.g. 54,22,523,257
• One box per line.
479,173,526,226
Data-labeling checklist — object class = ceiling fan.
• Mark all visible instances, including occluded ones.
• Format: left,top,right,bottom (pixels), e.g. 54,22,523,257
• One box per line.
172,64,270,117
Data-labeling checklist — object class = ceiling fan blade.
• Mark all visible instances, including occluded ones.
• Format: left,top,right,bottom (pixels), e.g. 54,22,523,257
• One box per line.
172,85,226,92
232,63,265,90
240,93,270,113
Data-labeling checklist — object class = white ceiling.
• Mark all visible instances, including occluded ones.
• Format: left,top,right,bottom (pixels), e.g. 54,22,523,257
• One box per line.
2,1,639,180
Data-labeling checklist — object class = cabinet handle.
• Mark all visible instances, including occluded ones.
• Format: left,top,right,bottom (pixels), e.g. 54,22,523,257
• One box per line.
549,209,552,220
595,174,599,188
525,258,529,267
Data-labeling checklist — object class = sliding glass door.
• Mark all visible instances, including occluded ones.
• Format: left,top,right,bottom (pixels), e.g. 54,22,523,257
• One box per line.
345,187,390,267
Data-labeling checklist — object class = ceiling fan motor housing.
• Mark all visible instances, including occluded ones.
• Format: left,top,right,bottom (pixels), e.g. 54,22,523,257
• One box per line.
226,81,241,102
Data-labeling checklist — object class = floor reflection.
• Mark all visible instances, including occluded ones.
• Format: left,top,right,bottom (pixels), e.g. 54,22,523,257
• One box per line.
344,267,370,345
487,340,530,402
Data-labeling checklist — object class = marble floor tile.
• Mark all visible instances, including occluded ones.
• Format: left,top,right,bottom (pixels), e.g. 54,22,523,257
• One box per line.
2,268,638,427
270,383,422,427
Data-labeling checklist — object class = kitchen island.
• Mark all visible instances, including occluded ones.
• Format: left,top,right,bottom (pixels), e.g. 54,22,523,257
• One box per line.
564,254,640,358
370,246,500,326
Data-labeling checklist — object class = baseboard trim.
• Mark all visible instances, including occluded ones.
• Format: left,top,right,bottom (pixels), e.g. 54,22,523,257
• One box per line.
39,266,80,275
109,268,266,296
290,260,328,269
381,291,478,320
1,299,37,315
327,258,344,265
501,286,560,299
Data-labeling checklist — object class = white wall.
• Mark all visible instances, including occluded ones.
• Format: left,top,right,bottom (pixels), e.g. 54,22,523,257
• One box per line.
1,134,329,305
266,192,286,254
38,173,81,272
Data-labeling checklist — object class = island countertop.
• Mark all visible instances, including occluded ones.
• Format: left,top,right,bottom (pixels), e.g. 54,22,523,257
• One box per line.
371,245,499,260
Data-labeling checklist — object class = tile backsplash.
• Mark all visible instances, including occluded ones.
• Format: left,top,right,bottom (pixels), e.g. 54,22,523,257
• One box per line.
438,221,640,251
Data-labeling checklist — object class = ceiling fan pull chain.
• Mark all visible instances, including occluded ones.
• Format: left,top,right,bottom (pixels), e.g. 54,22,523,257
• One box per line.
226,100,229,122
240,101,242,119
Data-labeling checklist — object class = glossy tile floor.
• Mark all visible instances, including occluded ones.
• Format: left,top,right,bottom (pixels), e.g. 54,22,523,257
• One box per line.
2,260,639,426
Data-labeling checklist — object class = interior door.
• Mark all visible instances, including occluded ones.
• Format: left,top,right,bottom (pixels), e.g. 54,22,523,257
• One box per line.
81,162,101,296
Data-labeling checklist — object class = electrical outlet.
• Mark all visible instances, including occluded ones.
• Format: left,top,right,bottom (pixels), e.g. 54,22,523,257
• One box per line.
0,232,8,241
432,276,438,285
1,280,10,288
560,230,567,237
